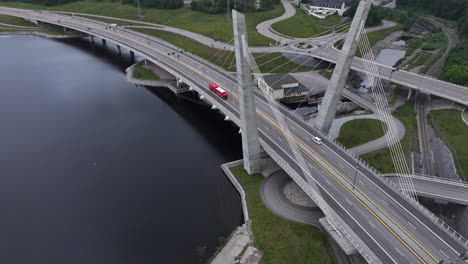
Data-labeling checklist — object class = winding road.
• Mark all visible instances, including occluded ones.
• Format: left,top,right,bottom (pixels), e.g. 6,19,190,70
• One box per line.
255,0,296,44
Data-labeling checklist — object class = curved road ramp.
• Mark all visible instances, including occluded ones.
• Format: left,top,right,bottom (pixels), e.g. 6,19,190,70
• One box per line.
1,7,467,264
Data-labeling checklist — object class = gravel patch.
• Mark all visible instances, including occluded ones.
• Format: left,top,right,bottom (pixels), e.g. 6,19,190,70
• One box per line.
283,180,316,207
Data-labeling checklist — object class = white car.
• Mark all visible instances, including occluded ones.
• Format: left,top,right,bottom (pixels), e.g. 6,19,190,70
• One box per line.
312,136,322,145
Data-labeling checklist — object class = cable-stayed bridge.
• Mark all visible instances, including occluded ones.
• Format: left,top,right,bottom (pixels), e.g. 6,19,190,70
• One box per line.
1,5,467,264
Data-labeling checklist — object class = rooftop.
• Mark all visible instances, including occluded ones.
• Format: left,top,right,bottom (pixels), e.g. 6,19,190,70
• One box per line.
262,74,299,90
311,0,346,7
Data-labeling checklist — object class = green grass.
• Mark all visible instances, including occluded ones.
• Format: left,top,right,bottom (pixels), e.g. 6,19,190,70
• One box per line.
421,33,448,51
421,50,443,74
271,7,342,38
132,28,312,73
406,33,448,55
0,14,73,36
0,28,17,32
0,14,38,26
133,61,160,80
361,101,419,173
335,23,403,57
0,0,284,46
428,109,468,180
336,119,386,148
319,70,333,80
405,52,432,70
230,165,334,264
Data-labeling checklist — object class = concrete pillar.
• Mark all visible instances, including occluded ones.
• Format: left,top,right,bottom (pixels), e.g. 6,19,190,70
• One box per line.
130,51,135,62
116,45,121,55
314,0,372,133
233,10,261,175
63,27,67,33
102,39,106,45
407,88,412,101
88,35,94,44
144,59,148,66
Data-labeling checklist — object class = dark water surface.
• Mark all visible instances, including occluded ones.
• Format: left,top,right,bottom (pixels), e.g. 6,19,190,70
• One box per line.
0,35,242,264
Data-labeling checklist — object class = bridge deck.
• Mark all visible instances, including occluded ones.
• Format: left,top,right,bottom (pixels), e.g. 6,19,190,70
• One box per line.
1,8,466,263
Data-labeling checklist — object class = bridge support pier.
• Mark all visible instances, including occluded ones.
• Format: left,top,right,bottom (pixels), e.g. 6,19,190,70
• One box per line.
130,51,135,62
407,88,413,100
233,10,261,175
314,0,372,134
116,45,121,56
63,27,67,33
88,34,94,44
102,39,106,45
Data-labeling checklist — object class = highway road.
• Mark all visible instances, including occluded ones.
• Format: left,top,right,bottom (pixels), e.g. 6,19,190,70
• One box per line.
0,7,467,263
36,9,468,106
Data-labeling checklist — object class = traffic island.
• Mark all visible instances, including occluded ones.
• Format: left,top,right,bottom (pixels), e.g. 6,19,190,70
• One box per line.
125,61,189,94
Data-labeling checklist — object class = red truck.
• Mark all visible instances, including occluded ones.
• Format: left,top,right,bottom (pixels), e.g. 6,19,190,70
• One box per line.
208,82,228,100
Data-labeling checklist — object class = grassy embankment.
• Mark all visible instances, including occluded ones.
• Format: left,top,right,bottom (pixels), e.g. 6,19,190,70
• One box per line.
132,28,312,73
0,1,313,73
0,14,69,35
271,6,342,38
0,13,37,26
361,101,419,173
133,61,160,81
0,0,283,46
336,119,386,148
230,165,334,264
319,70,333,80
335,23,403,57
399,32,448,73
428,109,468,180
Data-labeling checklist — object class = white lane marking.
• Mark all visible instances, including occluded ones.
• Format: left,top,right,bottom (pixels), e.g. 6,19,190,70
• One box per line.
338,163,345,169
439,249,449,259
319,142,461,254
407,222,417,230
368,220,377,229
381,200,389,206
319,149,326,154
395,248,405,257
277,137,282,141
326,179,331,185
359,180,366,186
345,198,352,205
48,13,446,259
260,132,397,263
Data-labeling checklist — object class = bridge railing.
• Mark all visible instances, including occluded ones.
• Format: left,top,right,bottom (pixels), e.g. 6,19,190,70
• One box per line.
384,173,468,188
44,12,468,249
266,93,468,249
259,137,381,264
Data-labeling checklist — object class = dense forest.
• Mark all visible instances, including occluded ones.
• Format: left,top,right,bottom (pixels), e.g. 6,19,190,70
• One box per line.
439,38,468,87
191,0,279,13
397,0,468,37
396,0,468,86
343,0,386,26
1,0,183,9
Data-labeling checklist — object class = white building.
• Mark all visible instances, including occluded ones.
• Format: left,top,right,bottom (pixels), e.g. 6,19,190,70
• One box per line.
257,74,309,100
307,0,349,18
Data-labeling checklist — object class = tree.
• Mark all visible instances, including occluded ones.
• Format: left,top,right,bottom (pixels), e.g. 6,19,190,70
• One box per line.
343,0,384,26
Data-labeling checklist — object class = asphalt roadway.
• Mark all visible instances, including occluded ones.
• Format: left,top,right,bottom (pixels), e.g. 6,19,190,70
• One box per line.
0,7,467,263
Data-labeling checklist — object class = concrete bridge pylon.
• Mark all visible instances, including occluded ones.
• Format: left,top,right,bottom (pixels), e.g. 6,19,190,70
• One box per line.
315,0,372,133
232,10,262,175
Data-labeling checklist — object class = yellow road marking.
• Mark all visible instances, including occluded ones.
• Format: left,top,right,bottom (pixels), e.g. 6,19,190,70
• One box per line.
18,12,440,263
